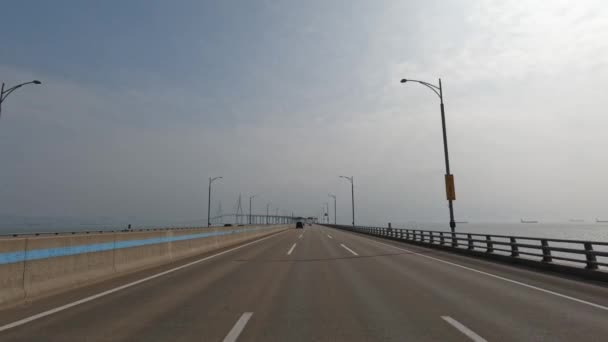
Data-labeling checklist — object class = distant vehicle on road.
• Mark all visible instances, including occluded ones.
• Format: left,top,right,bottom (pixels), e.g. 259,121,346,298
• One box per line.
296,221,304,229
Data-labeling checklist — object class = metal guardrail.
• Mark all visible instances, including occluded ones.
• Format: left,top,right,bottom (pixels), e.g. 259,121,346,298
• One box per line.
326,225,608,271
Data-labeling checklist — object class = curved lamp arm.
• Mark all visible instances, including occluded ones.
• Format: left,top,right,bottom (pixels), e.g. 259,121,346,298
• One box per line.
400,78,441,99
209,176,223,184
339,175,353,184
1,80,42,101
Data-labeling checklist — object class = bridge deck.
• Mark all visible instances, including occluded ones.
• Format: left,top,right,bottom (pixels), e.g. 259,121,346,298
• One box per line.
1,225,607,341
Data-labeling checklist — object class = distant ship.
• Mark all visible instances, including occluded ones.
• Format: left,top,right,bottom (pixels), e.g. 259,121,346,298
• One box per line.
569,219,585,222
596,218,608,223
455,221,468,224
520,219,539,223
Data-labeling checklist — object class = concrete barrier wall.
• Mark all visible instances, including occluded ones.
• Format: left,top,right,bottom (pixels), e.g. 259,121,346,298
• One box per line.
169,228,219,260
0,224,290,308
113,231,172,274
23,234,117,299
0,238,27,306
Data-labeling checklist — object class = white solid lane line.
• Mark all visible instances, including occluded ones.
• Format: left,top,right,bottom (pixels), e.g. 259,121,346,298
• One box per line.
287,243,297,255
356,233,608,312
327,234,333,239
223,312,254,342
0,231,287,333
340,244,358,256
441,316,487,342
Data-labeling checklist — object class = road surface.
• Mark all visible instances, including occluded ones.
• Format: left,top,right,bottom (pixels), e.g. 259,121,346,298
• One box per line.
1,225,608,341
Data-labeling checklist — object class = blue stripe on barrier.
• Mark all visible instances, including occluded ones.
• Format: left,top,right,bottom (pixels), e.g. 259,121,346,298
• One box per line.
0,226,276,265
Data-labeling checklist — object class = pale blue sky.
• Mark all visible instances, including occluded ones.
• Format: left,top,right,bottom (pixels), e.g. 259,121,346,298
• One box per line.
1,0,608,227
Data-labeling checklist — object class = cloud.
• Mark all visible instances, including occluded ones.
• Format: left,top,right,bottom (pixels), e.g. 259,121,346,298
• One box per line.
2,1,608,228
396,0,608,83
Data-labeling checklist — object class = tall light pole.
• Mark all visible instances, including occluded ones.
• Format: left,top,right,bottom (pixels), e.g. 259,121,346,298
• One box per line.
249,195,257,225
328,194,337,224
208,177,222,227
400,78,456,232
0,80,42,119
323,202,329,223
266,202,271,224
339,176,355,226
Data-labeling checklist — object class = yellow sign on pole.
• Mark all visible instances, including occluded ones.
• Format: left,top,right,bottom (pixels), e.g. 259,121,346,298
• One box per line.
445,175,456,201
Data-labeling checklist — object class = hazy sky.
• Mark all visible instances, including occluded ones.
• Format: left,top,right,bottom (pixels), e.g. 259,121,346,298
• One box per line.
1,0,607,226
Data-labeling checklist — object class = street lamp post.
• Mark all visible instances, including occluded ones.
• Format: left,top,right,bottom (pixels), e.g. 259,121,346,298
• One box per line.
208,177,222,227
339,176,355,226
400,78,456,232
266,203,271,225
249,195,257,225
0,80,42,119
328,194,337,224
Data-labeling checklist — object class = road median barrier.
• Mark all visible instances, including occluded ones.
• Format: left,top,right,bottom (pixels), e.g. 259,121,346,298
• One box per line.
0,224,291,308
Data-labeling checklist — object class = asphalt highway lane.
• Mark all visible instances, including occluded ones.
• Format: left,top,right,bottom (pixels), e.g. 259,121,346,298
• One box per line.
1,225,608,341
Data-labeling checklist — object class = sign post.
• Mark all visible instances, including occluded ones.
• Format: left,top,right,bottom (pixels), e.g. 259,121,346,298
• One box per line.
445,174,456,201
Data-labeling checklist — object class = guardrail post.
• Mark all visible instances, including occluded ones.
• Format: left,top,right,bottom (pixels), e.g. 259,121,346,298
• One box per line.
467,234,474,250
584,242,598,270
510,237,519,257
421,231,425,243
439,232,445,245
413,230,417,241
541,239,552,262
429,232,434,244
405,229,410,240
399,229,404,239
485,235,494,253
